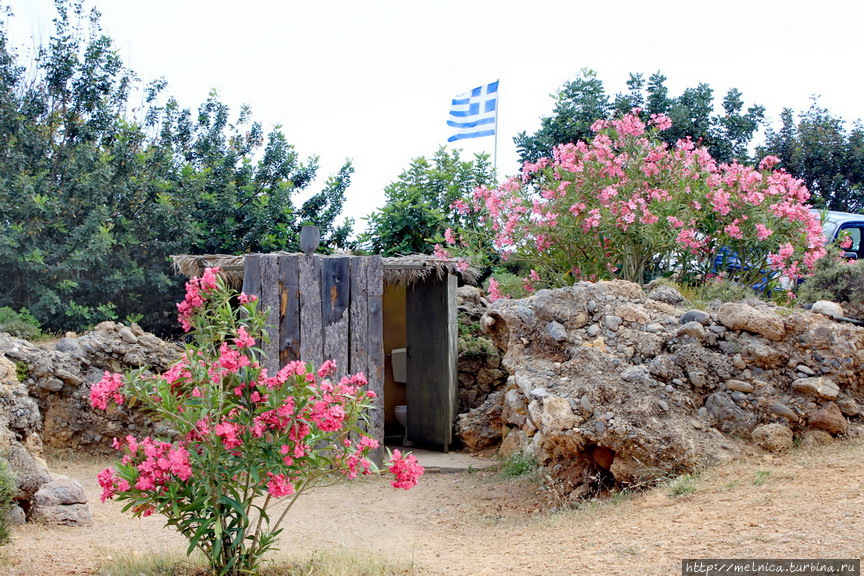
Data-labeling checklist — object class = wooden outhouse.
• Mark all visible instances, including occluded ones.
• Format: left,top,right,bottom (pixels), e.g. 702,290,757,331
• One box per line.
172,251,473,453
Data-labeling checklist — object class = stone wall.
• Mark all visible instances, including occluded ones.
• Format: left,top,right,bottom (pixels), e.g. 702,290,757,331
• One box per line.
457,280,864,498
456,287,509,415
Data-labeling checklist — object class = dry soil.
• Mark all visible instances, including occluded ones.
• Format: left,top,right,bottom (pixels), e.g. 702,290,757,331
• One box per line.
2,438,863,576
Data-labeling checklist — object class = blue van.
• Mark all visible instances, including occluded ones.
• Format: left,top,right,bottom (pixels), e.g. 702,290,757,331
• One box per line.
712,209,864,291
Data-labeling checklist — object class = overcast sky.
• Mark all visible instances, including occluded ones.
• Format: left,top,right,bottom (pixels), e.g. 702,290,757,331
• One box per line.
6,0,864,234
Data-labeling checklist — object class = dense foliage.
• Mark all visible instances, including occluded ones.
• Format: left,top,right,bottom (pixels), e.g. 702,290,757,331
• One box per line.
0,1,352,335
361,147,493,255
444,112,826,297
515,69,766,167
758,102,864,213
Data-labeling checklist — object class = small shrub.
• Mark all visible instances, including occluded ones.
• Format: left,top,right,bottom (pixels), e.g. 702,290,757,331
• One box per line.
752,470,772,486
0,456,16,546
14,362,28,382
667,473,698,497
500,451,537,478
798,253,864,310
0,307,41,340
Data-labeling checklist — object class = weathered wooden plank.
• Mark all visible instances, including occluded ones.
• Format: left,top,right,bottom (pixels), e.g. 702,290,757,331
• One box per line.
299,254,324,369
259,255,281,376
241,254,261,299
321,257,351,381
366,255,385,462
349,258,369,379
279,254,301,366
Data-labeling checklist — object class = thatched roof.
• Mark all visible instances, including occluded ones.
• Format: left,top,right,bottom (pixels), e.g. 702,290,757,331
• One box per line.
171,253,479,288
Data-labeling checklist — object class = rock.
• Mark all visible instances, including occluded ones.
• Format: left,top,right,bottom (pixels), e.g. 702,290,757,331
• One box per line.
456,392,504,452
718,302,785,341
615,303,650,324
586,324,600,337
704,392,757,434
547,321,568,342
792,377,840,400
835,397,860,417
645,323,665,333
540,396,577,431
648,285,684,305
770,402,799,422
29,502,93,527
498,429,529,459
751,423,794,452
796,364,816,376
6,503,26,526
6,441,50,499
808,402,848,435
604,315,622,331
725,379,755,393
801,429,834,446
811,300,844,319
30,475,88,507
677,321,706,340
679,310,710,325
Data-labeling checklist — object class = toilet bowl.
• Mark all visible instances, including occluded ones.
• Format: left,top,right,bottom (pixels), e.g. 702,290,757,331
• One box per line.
394,405,413,447
391,348,415,446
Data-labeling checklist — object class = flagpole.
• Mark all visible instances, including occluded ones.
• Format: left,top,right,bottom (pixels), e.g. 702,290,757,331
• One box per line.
493,81,499,180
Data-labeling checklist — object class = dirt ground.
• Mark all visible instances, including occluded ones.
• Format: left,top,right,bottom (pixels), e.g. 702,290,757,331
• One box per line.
2,437,863,576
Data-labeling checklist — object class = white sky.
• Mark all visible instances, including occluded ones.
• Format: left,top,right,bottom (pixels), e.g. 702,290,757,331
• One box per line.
6,0,864,236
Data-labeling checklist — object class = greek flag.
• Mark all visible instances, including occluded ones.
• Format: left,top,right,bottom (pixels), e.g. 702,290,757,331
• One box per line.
447,81,498,142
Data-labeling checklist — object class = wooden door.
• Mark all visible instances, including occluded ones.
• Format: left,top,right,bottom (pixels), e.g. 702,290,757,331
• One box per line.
405,273,458,451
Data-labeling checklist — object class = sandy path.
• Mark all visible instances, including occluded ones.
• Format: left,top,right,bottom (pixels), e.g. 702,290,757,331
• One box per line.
3,438,863,575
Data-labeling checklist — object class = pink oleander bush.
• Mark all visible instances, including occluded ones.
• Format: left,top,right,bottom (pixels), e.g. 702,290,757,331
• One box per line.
441,110,827,296
92,268,423,576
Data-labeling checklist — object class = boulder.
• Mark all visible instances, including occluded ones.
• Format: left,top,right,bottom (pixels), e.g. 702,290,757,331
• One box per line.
793,377,840,400
751,423,794,452
6,441,50,500
811,300,844,319
28,474,93,526
718,302,786,341
808,402,848,435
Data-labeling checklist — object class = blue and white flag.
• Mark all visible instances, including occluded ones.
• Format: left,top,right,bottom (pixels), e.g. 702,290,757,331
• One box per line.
447,80,498,142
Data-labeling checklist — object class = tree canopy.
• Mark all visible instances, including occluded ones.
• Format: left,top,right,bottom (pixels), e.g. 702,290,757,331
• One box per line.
0,0,353,334
757,102,864,212
361,147,493,256
515,69,766,166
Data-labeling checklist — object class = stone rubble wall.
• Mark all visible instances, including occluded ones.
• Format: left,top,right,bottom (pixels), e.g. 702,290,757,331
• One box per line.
456,286,510,415
456,280,864,498
1,322,181,526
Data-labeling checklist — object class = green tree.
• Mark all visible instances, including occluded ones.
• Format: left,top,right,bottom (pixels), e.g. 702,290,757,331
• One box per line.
362,147,493,256
758,102,864,212
515,69,765,165
0,0,354,335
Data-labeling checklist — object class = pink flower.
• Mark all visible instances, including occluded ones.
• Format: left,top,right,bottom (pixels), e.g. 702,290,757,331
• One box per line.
98,468,119,502
755,224,773,241
387,449,424,490
433,243,451,260
90,371,126,410
317,359,336,378
444,228,457,245
649,113,673,131
234,326,256,349
266,473,295,498
238,292,257,304
215,421,244,449
486,278,508,302
759,155,781,170
217,343,250,373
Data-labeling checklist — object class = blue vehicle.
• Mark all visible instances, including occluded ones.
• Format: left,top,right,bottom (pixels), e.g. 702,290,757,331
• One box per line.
712,209,864,291
818,209,864,259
